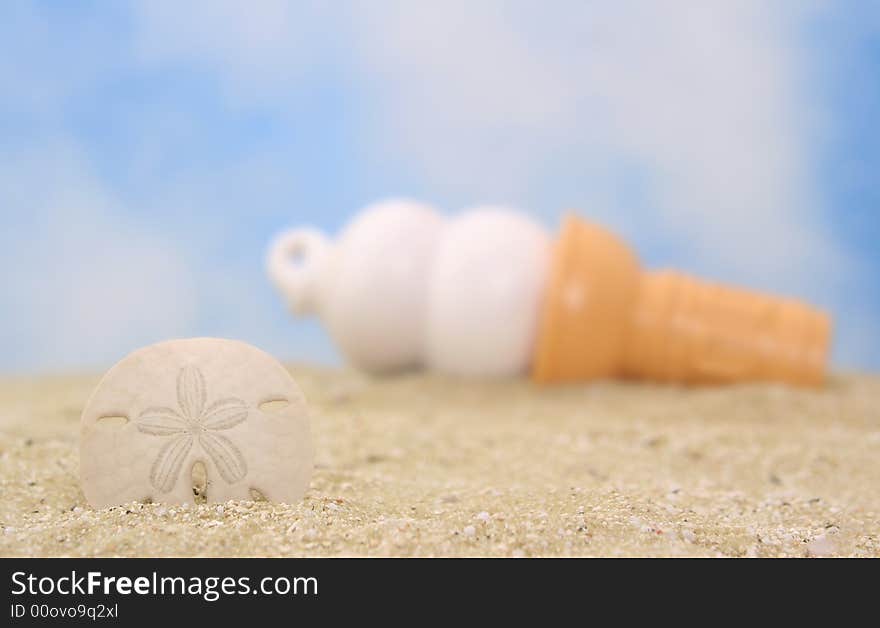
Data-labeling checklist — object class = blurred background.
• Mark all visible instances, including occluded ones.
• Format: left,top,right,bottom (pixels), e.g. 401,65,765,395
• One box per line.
0,1,877,374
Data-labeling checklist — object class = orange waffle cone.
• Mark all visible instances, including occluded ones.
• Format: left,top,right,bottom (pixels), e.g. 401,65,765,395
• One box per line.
622,271,831,385
532,215,640,382
532,214,832,386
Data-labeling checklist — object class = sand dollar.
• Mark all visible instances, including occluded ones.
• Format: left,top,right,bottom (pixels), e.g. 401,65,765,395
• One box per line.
80,338,313,508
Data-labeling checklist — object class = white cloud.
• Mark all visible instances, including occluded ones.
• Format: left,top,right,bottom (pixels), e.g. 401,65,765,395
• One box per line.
132,0,339,107
353,1,845,292
129,1,847,291
0,141,198,372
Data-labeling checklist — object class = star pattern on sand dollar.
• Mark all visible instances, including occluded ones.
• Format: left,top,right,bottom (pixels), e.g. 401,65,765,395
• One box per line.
136,365,248,493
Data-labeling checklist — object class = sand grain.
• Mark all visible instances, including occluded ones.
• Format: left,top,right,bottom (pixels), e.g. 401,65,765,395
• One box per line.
1,368,878,557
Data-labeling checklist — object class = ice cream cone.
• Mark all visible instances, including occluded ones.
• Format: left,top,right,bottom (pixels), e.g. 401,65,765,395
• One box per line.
532,214,832,386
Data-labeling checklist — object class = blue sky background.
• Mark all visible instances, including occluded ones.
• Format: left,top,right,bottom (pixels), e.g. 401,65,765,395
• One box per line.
1,1,878,374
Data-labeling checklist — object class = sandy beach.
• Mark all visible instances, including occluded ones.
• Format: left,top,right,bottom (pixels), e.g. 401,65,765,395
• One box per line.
1,367,878,557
